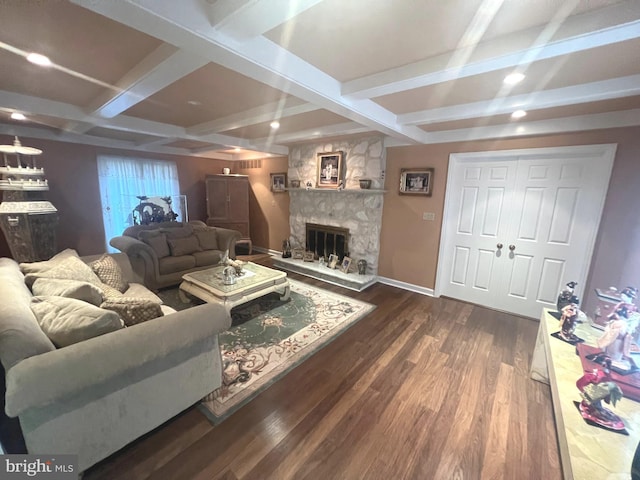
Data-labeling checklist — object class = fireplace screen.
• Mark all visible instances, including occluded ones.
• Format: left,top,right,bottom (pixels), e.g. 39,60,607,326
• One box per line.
306,223,349,260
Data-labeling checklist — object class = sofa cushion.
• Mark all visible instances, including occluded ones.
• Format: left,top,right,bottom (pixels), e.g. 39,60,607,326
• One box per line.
0,259,56,370
138,230,170,259
23,255,103,288
192,250,222,267
194,228,219,250
31,278,104,306
158,255,196,275
30,296,124,348
167,236,202,256
101,297,164,326
89,254,129,293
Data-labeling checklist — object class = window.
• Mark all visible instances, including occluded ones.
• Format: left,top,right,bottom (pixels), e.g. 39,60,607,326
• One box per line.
97,155,180,252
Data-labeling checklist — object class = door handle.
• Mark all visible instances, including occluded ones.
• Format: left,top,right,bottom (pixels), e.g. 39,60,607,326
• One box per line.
496,243,503,249
509,244,516,251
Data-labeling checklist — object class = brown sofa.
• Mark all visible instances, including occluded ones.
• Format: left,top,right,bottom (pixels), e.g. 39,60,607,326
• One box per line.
109,220,241,290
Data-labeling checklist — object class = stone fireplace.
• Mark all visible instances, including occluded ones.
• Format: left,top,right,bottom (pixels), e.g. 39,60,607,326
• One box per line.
306,223,349,259
285,135,386,275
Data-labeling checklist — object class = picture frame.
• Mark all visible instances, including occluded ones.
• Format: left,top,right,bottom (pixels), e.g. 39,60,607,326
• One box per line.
292,248,304,260
316,151,344,189
303,251,315,262
271,172,287,192
328,253,339,269
399,168,434,196
340,256,352,273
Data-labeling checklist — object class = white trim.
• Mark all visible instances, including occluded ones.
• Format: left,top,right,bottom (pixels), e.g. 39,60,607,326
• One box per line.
377,276,435,297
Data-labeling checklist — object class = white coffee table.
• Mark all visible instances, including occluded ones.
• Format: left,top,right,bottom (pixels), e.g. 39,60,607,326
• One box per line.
179,262,290,311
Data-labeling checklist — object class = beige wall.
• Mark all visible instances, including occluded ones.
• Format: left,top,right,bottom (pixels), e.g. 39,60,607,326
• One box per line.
379,126,640,315
236,157,290,252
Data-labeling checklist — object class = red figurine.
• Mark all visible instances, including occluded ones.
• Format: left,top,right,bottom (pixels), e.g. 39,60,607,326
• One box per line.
576,357,625,431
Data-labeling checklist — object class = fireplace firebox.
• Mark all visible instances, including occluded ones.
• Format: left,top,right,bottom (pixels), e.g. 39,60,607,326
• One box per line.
306,223,349,260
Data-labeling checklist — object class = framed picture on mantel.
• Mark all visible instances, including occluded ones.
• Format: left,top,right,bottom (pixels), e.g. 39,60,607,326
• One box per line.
317,151,344,189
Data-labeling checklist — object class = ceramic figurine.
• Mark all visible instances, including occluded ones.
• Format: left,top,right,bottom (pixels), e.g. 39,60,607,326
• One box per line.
282,239,292,258
597,304,639,372
559,304,580,341
557,281,579,311
576,358,625,431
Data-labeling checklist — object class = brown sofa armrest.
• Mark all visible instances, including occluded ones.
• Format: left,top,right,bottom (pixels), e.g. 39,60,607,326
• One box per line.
215,228,242,259
109,236,160,289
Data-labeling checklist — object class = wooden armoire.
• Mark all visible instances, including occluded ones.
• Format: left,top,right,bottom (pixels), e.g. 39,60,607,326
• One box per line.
205,174,251,252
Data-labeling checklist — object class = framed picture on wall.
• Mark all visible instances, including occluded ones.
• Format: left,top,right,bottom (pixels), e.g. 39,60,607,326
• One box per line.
271,172,287,192
316,151,344,189
399,168,434,196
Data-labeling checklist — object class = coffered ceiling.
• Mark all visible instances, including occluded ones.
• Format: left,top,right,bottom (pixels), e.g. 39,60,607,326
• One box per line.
0,0,639,160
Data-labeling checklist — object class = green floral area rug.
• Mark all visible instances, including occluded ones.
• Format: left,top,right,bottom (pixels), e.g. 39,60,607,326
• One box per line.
179,279,375,423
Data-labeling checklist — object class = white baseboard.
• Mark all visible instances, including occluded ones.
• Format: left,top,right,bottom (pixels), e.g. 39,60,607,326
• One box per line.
252,249,436,297
376,276,435,297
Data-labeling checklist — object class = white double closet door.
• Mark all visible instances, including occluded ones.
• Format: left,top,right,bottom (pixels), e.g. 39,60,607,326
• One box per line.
436,144,616,319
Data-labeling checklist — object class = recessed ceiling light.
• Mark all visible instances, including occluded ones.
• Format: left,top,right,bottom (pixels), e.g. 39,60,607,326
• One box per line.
26,52,51,67
187,100,201,106
10,112,26,121
234,148,241,152
511,109,527,119
504,73,525,85
270,121,280,129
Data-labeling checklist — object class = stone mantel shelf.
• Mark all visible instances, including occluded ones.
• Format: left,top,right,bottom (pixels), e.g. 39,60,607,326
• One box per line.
286,188,387,194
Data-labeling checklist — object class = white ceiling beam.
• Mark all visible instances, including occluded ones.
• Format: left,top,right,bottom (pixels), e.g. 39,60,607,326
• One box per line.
62,45,208,133
0,90,88,121
0,123,193,156
254,121,371,145
0,90,288,155
91,45,209,118
187,101,319,135
343,16,640,99
206,0,324,40
399,74,640,126
72,0,428,145
422,109,640,144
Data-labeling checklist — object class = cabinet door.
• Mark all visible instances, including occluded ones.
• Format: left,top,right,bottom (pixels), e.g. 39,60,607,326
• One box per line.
206,176,230,221
228,177,249,223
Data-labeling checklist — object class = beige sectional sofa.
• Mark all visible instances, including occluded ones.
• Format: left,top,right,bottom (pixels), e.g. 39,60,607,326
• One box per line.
110,220,241,290
0,251,230,473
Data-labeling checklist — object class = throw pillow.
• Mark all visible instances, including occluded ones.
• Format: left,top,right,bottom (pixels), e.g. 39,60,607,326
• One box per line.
138,230,170,259
23,255,103,288
195,228,219,250
89,254,129,293
31,278,104,306
167,236,202,256
19,248,79,275
30,296,124,348
101,297,164,326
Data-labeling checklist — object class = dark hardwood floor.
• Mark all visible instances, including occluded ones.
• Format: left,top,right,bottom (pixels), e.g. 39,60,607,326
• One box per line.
84,267,562,480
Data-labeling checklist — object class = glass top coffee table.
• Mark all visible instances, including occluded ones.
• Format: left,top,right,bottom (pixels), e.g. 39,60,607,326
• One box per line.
179,262,290,311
